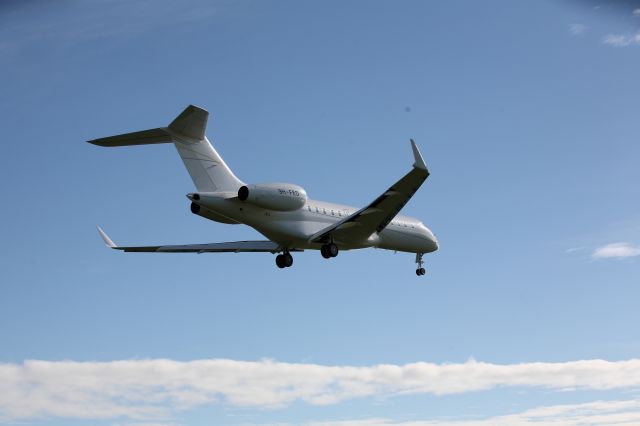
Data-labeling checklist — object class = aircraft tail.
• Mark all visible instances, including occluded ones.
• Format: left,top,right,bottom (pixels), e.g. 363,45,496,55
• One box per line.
88,105,244,193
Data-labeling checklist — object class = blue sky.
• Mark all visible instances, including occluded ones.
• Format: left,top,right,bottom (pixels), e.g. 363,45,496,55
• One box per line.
1,0,640,425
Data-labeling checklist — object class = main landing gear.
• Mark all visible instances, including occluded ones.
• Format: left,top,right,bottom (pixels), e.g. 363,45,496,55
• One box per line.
415,253,426,276
275,251,293,269
320,243,339,259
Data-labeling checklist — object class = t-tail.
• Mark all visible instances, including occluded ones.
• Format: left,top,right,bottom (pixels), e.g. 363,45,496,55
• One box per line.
88,105,244,193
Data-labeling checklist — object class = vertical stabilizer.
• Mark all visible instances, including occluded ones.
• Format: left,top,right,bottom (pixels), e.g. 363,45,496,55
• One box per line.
168,105,244,192
88,105,244,193
168,105,208,140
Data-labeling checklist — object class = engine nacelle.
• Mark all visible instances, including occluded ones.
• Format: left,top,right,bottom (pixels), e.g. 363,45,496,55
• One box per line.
238,183,307,211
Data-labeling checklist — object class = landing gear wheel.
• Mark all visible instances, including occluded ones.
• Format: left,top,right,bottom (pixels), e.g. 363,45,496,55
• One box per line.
415,267,426,276
283,252,293,267
321,243,339,258
276,252,294,268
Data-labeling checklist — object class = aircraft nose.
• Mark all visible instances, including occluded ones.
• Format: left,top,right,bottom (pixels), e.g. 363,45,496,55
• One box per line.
421,224,439,252
428,232,438,252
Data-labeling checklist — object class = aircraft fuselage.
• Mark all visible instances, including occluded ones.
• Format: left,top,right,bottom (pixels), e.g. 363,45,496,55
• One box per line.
189,192,439,254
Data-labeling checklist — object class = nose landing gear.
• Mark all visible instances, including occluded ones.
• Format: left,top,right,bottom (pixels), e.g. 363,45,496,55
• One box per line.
415,253,426,276
276,251,293,269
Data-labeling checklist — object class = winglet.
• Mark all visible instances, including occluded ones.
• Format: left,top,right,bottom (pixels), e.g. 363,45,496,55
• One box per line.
97,226,117,248
410,139,428,172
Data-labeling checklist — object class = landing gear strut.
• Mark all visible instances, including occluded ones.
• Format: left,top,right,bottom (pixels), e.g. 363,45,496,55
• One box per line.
320,243,339,259
415,253,426,276
276,251,293,269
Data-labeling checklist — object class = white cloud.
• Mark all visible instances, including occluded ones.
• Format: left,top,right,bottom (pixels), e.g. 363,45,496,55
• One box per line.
270,399,640,426
570,23,587,35
633,9,640,16
1,358,640,422
592,242,640,259
603,32,640,47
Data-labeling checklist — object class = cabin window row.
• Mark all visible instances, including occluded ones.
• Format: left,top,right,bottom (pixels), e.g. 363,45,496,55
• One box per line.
306,205,415,229
307,205,349,217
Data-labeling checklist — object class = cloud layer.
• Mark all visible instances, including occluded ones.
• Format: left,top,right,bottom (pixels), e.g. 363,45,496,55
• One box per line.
273,399,640,426
592,242,640,259
2,358,640,422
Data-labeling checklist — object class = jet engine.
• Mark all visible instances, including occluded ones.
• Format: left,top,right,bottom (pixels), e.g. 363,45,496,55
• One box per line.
238,183,307,211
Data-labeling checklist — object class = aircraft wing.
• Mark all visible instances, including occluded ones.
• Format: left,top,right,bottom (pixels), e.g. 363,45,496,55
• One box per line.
97,227,301,253
309,140,430,244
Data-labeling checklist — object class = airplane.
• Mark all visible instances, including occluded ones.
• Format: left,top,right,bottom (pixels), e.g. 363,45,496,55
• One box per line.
89,105,438,276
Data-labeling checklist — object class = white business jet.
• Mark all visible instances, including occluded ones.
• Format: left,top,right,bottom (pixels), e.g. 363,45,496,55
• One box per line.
90,105,438,275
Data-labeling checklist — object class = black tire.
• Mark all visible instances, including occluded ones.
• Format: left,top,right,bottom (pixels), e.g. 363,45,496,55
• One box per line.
321,245,331,259
275,254,286,269
283,253,293,267
420,267,426,275
328,243,339,258
416,269,421,276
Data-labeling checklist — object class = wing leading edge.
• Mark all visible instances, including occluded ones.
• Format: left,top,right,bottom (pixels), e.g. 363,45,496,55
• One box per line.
310,140,430,244
96,227,300,253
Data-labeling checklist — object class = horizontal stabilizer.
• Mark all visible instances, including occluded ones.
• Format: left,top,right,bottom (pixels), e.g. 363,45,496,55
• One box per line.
88,127,173,147
87,105,209,147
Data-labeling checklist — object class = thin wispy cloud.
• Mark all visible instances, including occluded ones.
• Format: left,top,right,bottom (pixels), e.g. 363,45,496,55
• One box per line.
0,0,219,63
633,8,640,16
592,242,640,259
2,358,640,422
570,23,588,35
564,247,586,254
